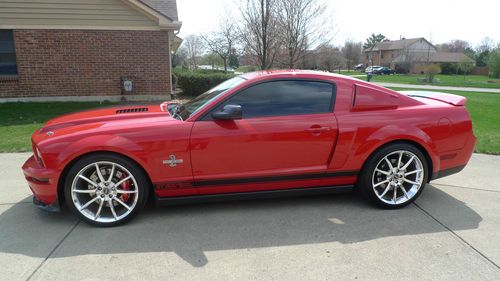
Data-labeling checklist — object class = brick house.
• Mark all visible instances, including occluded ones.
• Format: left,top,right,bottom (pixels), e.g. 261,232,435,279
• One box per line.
363,38,475,74
0,0,181,101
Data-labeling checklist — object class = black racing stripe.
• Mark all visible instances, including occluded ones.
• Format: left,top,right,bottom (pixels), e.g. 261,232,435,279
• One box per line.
193,170,358,187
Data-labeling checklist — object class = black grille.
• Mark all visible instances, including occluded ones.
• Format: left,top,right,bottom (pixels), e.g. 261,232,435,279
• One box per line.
115,107,149,114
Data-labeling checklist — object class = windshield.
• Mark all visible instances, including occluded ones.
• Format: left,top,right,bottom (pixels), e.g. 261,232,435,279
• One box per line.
173,76,246,120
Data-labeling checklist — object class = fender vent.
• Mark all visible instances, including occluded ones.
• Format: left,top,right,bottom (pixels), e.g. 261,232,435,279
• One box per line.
116,107,149,114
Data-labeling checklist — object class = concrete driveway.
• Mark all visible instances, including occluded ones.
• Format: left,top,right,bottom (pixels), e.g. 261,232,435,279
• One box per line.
1,153,499,281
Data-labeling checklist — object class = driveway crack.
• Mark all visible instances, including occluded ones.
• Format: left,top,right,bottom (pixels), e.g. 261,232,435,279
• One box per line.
0,201,32,206
433,183,500,194
25,220,80,281
413,202,500,271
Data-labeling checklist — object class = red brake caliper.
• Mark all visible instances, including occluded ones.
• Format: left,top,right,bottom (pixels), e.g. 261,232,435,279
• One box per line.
119,173,131,202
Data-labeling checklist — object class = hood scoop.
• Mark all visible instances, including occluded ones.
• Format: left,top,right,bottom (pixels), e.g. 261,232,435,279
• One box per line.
116,107,149,114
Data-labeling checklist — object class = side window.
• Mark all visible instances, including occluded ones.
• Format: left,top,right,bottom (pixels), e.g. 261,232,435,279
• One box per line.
0,30,17,75
209,80,334,119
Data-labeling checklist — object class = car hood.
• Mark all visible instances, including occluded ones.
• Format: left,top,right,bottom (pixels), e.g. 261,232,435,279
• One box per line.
34,104,177,143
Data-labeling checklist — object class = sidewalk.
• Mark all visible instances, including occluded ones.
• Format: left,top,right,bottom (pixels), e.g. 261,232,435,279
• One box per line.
374,82,500,93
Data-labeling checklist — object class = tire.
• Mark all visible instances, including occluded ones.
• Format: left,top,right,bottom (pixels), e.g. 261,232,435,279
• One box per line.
64,153,149,227
357,143,428,209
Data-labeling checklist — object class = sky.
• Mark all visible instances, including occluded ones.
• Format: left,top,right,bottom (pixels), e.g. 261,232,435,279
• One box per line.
177,0,499,48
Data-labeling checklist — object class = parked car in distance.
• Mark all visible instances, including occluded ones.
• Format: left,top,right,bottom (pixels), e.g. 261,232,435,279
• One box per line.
375,67,396,75
22,70,476,226
365,65,383,73
354,64,365,71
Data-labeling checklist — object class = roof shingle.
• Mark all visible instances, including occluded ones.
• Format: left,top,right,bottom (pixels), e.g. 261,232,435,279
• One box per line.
366,38,433,52
139,0,178,21
393,52,475,63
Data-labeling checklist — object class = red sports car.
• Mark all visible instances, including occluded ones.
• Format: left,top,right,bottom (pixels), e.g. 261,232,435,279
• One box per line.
22,70,476,226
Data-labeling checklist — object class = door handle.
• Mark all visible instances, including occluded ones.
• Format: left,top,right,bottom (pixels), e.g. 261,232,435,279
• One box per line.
305,126,331,133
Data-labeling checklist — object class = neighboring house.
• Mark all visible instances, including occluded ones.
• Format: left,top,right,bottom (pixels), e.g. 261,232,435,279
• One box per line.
363,37,475,73
0,0,181,100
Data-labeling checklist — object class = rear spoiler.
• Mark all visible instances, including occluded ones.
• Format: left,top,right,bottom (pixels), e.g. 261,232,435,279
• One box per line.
398,91,466,106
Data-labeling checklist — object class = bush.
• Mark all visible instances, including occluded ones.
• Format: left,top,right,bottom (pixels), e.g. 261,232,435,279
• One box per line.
440,63,457,74
423,64,441,83
175,70,235,96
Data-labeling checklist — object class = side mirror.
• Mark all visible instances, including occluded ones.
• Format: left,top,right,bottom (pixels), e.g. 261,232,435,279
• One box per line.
211,104,242,120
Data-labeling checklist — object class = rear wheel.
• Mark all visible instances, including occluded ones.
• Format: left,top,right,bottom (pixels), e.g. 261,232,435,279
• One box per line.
358,143,428,209
64,154,149,226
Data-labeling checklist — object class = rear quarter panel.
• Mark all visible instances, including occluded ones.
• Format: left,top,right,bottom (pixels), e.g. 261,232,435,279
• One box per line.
327,78,474,175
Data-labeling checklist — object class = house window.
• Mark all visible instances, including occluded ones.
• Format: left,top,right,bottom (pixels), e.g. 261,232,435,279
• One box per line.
0,30,17,75
381,53,384,59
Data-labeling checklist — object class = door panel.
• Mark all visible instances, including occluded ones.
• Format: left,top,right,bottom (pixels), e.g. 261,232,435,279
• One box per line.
190,113,338,185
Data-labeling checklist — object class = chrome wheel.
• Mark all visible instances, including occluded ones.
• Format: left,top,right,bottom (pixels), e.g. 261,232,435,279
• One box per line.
371,150,424,205
70,161,139,223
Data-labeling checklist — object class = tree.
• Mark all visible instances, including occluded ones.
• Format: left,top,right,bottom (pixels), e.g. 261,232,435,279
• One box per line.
438,39,471,53
458,58,474,82
477,37,494,53
239,0,282,70
181,35,204,70
476,50,490,67
314,44,343,71
276,0,331,68
363,33,386,49
488,43,500,78
342,40,362,71
202,21,239,72
172,47,188,69
199,53,224,68
228,52,240,69
476,37,494,67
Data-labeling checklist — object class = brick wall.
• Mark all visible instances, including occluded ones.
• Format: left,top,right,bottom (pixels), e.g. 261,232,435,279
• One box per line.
0,29,171,98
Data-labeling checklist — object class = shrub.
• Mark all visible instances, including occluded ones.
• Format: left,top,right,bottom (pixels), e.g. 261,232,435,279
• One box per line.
440,62,457,74
423,64,441,83
175,70,235,96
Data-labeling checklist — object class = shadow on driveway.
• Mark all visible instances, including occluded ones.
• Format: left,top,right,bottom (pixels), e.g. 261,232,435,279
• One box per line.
0,185,481,267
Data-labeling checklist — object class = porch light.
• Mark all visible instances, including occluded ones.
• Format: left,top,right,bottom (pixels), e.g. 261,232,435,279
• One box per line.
122,78,133,93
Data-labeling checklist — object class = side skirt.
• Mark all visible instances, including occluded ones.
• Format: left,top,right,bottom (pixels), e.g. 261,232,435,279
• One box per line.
155,185,354,206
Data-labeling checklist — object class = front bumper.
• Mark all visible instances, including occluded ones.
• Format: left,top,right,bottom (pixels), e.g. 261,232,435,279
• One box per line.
33,195,61,212
22,155,60,211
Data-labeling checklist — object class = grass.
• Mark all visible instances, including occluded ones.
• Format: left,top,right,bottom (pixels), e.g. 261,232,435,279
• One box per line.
0,92,499,155
389,88,500,154
335,70,365,76
367,74,500,89
0,102,117,152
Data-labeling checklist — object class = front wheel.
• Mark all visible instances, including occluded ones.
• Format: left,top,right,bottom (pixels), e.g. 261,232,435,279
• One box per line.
64,154,149,226
358,143,428,209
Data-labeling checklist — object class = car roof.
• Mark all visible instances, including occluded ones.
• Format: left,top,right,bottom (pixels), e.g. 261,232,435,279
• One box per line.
240,69,359,82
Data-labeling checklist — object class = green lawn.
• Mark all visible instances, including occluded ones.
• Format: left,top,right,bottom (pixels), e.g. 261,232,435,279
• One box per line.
389,88,500,154
0,93,498,154
335,70,366,76
0,102,117,152
368,74,500,89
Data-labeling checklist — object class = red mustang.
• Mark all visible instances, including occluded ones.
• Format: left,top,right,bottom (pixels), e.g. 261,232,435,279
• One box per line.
22,70,476,226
